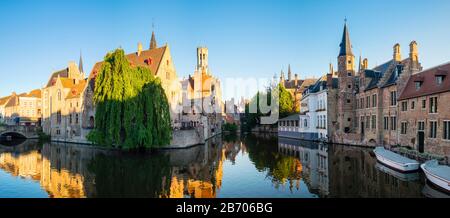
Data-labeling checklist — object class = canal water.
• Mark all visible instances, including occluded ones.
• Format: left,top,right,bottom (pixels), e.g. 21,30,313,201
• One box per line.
0,134,447,198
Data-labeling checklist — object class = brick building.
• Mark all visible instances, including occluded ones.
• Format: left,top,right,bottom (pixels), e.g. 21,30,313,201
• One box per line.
398,62,450,156
355,42,422,146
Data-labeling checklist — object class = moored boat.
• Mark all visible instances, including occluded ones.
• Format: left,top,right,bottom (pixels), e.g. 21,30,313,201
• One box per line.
375,163,419,181
422,182,450,198
373,147,420,172
421,160,450,192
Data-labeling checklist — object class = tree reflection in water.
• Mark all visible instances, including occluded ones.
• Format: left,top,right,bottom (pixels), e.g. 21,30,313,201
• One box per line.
0,135,444,198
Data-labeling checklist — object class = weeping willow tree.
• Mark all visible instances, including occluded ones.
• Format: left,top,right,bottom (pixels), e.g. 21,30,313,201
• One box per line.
87,49,172,149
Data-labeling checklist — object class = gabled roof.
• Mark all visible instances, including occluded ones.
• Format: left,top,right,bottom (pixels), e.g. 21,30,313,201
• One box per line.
66,79,88,99
0,96,11,106
46,68,69,87
381,64,404,88
398,62,450,100
88,45,167,81
360,59,407,91
23,89,41,98
363,70,383,91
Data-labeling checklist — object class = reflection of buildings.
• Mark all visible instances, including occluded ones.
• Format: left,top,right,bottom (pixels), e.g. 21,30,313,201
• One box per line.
278,138,329,196
328,144,424,198
278,138,425,197
0,142,101,198
163,137,226,198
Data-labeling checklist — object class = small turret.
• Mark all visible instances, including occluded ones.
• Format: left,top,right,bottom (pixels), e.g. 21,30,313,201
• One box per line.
409,41,418,63
393,43,401,62
137,42,143,56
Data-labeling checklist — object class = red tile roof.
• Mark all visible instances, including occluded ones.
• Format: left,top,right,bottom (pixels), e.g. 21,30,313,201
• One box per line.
399,62,450,100
88,46,167,81
66,79,88,99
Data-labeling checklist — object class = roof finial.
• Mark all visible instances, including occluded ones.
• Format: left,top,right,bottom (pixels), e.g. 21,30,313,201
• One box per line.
79,50,84,74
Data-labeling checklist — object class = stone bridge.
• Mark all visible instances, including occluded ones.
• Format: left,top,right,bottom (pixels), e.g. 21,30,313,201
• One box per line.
0,125,39,139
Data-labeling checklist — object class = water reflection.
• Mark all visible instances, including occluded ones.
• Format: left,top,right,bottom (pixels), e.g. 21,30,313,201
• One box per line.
0,134,448,198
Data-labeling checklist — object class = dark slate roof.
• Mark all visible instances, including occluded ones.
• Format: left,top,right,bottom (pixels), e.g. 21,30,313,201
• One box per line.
279,114,300,121
360,59,405,91
339,23,353,56
302,76,336,95
381,64,404,88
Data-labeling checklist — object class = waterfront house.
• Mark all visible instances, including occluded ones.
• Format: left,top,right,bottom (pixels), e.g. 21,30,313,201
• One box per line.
2,90,41,126
354,42,422,146
41,61,87,141
398,62,450,157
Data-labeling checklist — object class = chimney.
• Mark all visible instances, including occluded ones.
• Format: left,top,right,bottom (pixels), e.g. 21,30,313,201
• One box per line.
326,73,333,87
393,43,401,61
137,42,143,56
362,58,368,70
294,74,298,86
409,41,418,63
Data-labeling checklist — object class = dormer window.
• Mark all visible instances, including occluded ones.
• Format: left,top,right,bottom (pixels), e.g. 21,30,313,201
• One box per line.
415,81,422,90
436,75,444,85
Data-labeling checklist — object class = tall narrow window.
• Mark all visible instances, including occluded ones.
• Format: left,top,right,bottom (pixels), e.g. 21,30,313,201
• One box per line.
384,117,389,130
429,121,437,138
401,122,408,134
372,94,377,108
390,116,397,130
366,116,370,129
390,91,397,106
418,121,425,131
444,121,450,140
429,97,437,113
371,115,376,129
401,101,408,111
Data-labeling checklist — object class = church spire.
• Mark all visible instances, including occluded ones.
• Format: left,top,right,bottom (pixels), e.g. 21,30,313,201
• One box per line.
339,19,353,57
78,51,84,74
150,31,157,50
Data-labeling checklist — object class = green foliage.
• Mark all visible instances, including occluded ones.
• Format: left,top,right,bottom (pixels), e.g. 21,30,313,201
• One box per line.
242,84,295,132
223,123,238,133
87,49,172,149
278,84,294,118
37,130,51,141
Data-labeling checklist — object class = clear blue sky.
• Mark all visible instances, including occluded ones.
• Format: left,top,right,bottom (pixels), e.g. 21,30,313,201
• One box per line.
1,0,450,100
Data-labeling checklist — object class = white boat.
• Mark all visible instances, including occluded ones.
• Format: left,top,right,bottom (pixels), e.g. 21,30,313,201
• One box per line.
375,163,419,182
373,147,420,172
422,182,450,198
421,160,450,192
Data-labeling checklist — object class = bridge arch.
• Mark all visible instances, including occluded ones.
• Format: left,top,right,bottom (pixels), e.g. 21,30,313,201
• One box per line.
0,131,28,139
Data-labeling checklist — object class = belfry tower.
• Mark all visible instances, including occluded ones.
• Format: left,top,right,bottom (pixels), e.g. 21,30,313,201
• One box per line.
337,20,356,133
